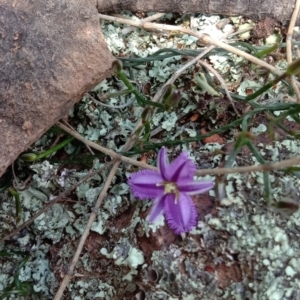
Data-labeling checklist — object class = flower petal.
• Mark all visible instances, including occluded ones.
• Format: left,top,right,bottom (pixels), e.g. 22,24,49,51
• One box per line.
157,147,169,181
128,169,164,199
178,181,214,195
168,151,196,183
158,147,196,183
147,195,165,223
164,193,198,234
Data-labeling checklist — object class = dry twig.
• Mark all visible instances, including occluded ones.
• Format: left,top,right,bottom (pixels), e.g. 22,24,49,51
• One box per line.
56,122,156,171
0,163,112,243
200,34,282,76
197,59,240,116
57,121,300,177
53,160,121,300
121,12,165,35
286,0,300,102
52,13,300,298
152,45,216,103
54,118,300,298
99,14,283,76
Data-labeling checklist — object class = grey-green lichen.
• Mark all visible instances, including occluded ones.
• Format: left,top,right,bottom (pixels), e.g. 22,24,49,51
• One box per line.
1,12,299,300
125,138,300,299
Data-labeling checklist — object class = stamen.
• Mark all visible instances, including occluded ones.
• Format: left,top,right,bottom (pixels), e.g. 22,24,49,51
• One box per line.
174,190,180,204
161,182,180,204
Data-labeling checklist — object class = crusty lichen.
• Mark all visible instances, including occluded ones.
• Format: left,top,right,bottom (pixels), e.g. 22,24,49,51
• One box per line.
1,11,299,300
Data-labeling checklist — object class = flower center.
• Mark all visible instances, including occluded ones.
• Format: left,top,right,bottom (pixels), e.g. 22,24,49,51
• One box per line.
157,181,180,203
164,182,178,194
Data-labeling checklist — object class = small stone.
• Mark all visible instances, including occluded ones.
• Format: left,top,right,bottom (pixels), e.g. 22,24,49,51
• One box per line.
252,17,277,39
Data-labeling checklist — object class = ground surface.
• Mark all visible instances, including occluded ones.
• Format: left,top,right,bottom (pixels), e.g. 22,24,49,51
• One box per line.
0,11,300,300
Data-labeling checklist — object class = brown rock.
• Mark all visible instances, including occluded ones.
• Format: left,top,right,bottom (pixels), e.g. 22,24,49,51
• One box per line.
0,0,115,176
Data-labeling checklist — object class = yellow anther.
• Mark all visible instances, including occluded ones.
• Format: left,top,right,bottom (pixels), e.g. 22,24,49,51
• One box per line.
157,181,180,204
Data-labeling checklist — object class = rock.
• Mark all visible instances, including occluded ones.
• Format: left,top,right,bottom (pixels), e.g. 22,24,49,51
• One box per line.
0,0,115,176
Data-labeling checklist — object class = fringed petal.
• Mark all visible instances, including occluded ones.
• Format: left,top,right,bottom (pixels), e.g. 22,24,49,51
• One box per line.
164,193,198,234
128,169,164,199
147,195,165,223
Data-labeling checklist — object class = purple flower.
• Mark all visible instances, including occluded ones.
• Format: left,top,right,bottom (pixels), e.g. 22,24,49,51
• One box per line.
128,147,214,234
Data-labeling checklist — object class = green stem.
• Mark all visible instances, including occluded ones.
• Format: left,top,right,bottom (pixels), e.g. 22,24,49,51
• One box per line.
8,188,22,220
247,141,271,203
117,71,164,108
35,137,74,160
